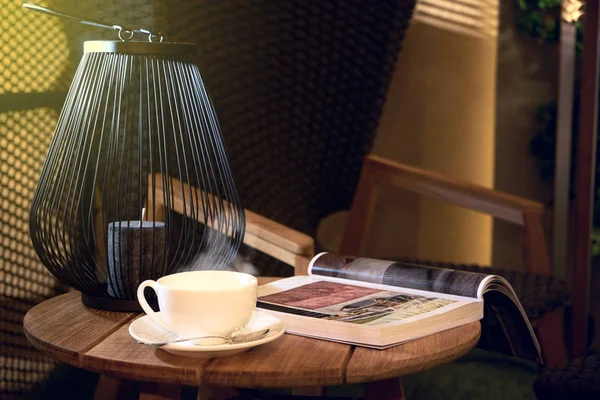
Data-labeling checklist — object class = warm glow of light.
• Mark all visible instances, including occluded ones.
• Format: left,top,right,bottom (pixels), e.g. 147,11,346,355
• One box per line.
413,0,498,39
371,1,498,266
563,0,583,23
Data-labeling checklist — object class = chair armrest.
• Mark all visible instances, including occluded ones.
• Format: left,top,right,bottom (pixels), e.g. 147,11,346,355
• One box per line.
242,210,314,275
362,155,544,224
244,209,314,256
341,155,551,275
147,174,314,274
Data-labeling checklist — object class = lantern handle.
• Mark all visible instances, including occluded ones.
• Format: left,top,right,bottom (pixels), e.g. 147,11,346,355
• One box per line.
22,3,164,43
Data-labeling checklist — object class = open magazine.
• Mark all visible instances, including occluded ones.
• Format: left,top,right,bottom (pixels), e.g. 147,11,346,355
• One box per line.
257,253,542,363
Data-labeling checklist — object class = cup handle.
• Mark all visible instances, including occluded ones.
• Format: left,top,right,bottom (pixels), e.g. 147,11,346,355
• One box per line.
137,280,172,333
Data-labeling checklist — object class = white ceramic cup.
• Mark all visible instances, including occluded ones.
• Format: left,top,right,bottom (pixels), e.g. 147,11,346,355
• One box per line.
137,270,257,339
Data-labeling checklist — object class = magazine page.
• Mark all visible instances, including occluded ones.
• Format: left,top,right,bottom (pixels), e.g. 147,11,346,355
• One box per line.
479,290,541,363
308,253,542,362
257,276,474,328
309,252,487,298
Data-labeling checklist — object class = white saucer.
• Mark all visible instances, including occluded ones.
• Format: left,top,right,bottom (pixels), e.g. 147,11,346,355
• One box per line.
128,309,285,358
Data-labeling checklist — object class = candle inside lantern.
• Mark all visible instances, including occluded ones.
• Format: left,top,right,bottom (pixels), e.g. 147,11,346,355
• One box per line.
107,219,166,299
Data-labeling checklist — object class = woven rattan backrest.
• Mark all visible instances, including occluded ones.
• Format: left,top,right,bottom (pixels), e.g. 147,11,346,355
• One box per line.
166,1,417,236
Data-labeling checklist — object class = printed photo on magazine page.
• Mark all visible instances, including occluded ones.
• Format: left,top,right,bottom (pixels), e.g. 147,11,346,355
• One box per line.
258,280,455,326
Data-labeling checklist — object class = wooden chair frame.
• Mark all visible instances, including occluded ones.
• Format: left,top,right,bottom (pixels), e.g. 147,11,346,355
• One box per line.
340,155,551,275
340,154,567,367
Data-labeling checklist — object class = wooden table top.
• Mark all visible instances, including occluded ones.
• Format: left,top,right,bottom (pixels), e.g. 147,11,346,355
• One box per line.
23,290,481,388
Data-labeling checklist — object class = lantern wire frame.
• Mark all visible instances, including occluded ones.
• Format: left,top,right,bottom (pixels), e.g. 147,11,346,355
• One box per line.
29,41,246,309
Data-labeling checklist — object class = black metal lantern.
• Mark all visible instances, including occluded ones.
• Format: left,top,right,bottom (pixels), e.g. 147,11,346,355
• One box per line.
28,36,245,311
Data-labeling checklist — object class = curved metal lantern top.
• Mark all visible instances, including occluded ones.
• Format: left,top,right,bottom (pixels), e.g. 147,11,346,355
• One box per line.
84,41,197,56
23,3,166,43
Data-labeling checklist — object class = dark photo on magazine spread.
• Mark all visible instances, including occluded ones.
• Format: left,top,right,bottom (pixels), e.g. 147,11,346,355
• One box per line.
311,253,486,298
258,280,455,326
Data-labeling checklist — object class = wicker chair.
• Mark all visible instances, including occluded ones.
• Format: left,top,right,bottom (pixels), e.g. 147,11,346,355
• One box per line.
336,154,569,367
534,355,600,400
0,1,76,397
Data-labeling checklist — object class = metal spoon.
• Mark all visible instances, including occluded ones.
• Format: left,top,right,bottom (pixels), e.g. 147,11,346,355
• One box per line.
140,328,270,347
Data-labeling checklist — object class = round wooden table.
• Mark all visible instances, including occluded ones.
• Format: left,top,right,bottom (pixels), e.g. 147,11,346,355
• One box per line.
24,290,481,400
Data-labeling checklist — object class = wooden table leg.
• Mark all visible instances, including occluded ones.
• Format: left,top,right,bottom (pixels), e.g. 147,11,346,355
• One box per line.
366,378,405,400
292,386,324,396
139,382,182,400
196,386,240,400
94,374,134,400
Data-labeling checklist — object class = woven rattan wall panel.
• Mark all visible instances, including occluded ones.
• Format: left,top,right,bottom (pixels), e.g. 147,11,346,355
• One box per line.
167,1,416,237
0,354,55,399
1,2,71,396
0,1,71,94
0,109,60,299
0,108,62,397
